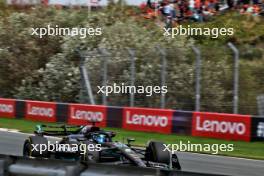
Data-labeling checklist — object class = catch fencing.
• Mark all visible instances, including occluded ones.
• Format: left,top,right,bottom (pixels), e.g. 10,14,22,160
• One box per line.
0,98,263,142
75,43,264,116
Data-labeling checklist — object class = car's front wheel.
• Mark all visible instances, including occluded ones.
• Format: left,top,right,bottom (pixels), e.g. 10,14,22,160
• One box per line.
145,141,181,170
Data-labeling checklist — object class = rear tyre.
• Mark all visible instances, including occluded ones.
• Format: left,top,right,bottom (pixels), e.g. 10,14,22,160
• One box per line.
23,136,49,158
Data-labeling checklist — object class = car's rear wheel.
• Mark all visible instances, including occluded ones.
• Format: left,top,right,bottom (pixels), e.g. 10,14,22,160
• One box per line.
23,136,49,158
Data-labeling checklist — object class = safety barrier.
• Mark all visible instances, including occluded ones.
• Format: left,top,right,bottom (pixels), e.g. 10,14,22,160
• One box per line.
0,98,263,142
0,155,228,176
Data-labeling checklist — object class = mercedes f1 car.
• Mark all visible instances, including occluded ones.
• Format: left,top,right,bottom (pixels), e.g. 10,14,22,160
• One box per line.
23,123,181,170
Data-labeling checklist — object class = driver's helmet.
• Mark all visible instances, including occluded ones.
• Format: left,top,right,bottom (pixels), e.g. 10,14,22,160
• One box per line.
93,134,107,143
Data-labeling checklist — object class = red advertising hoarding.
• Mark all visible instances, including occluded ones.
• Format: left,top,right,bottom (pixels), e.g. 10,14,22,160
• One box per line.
0,98,15,118
25,101,57,122
123,107,173,134
68,104,107,127
192,112,251,141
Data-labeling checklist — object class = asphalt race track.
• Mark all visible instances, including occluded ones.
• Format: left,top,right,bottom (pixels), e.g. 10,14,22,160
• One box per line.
0,131,263,176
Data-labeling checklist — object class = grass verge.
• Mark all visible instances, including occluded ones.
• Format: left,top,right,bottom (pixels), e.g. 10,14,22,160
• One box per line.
0,117,264,160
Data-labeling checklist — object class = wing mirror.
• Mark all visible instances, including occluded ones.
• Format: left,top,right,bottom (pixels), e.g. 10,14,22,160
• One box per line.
127,138,135,147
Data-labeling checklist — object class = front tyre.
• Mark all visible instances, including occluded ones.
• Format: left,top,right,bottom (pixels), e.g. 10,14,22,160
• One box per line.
145,141,181,170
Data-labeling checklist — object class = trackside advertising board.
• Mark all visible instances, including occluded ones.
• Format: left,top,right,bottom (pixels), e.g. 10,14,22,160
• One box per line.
0,98,15,118
0,98,261,142
123,107,173,134
192,112,251,141
68,104,107,127
25,101,57,122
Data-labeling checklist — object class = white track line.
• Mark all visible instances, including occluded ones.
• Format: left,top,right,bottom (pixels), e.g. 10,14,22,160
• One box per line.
178,151,264,162
0,128,19,133
0,128,60,140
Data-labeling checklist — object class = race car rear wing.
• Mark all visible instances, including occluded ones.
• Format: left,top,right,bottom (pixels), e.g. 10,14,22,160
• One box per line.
34,124,82,136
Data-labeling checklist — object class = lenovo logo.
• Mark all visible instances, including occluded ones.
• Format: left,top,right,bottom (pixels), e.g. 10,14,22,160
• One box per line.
126,111,168,127
192,112,251,141
123,108,173,134
68,105,107,127
195,116,246,135
25,101,56,122
0,104,13,113
71,109,103,122
28,105,54,117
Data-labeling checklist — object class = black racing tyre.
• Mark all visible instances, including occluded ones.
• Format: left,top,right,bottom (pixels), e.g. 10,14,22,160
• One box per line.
80,141,100,164
23,136,49,158
145,141,170,165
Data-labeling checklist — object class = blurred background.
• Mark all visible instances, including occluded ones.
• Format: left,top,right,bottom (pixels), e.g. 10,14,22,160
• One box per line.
0,0,263,115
